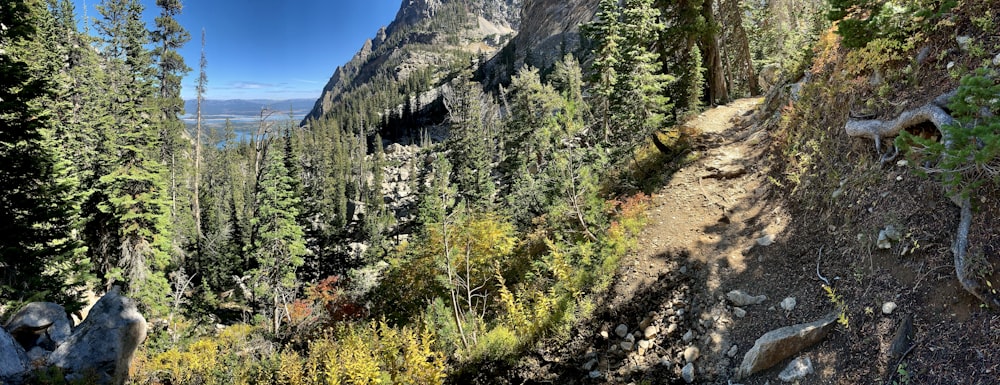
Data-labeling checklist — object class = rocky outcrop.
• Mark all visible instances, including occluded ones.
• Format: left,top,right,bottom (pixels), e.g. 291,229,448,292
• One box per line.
4,302,73,352
482,0,599,86
0,327,29,383
47,287,147,385
737,312,839,379
304,0,523,123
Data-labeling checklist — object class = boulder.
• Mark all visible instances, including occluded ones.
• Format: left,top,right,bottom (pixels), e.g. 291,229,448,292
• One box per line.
0,327,29,383
4,302,73,351
737,312,839,379
48,287,147,385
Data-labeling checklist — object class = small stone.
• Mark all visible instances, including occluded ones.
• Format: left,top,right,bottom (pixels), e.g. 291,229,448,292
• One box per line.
778,356,814,382
947,61,955,70
756,234,776,246
600,330,609,339
677,308,685,317
993,53,1000,66
897,159,909,167
615,324,629,338
679,266,688,274
683,346,701,363
589,370,603,379
582,358,598,371
624,333,636,343
727,290,768,306
638,340,652,355
882,301,898,315
780,297,797,311
884,225,902,241
683,330,695,342
666,323,678,335
621,341,635,351
643,325,659,339
896,175,903,181
733,307,747,318
727,345,739,358
956,35,971,51
682,362,696,383
660,356,672,366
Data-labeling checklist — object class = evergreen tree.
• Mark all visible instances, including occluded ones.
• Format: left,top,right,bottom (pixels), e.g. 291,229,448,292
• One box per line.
0,0,92,308
582,0,624,144
247,139,306,333
91,0,173,313
151,0,194,264
445,71,497,207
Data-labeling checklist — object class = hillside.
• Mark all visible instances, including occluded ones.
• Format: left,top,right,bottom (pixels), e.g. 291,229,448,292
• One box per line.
2,0,1000,384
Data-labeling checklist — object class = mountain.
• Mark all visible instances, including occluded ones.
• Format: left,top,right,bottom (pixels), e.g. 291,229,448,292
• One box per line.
183,99,315,118
302,0,524,124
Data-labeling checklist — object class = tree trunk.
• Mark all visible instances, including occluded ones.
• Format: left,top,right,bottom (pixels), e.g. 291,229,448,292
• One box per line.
702,0,728,105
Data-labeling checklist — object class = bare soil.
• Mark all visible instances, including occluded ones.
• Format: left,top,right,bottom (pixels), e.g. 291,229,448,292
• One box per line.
497,97,1000,384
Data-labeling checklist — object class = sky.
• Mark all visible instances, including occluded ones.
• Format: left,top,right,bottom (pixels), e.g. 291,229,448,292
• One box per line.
71,0,402,100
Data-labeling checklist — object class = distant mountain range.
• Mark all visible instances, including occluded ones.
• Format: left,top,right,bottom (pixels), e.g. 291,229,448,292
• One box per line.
182,99,315,118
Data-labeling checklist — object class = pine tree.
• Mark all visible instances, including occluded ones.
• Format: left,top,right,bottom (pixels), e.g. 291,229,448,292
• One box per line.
247,139,306,333
91,0,173,313
0,0,92,308
445,71,496,207
582,0,624,144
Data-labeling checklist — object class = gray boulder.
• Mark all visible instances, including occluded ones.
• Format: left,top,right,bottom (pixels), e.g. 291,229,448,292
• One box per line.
737,312,839,379
4,302,73,351
0,327,30,383
48,287,147,385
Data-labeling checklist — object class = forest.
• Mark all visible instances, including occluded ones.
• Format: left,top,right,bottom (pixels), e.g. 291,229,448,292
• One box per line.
4,0,998,383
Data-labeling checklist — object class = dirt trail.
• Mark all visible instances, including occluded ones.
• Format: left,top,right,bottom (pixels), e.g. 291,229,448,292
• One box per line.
510,97,997,385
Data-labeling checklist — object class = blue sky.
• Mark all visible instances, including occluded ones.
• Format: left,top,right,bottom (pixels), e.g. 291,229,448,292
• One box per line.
71,0,402,100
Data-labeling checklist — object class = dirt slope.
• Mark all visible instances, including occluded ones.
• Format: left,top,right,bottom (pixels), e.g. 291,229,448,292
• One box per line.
507,97,999,385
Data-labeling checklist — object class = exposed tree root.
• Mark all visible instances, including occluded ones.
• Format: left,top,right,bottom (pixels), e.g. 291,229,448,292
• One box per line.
846,94,1000,308
845,102,955,164
951,197,1000,309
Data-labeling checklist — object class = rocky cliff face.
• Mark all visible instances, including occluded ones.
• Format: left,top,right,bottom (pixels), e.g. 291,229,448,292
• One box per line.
482,0,599,86
303,0,523,123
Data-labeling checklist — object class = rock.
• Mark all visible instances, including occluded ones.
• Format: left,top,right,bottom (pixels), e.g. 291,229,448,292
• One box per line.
778,356,814,382
4,302,73,350
638,339,652,353
728,345,740,358
589,370,602,379
660,356,672,366
621,341,634,351
682,362,696,383
882,301,898,315
27,346,49,362
666,323,678,335
756,234,776,246
727,290,767,306
759,63,782,92
0,327,29,383
582,358,598,371
897,159,909,167
889,314,914,360
624,333,635,343
734,307,747,318
956,35,971,51
643,325,659,339
737,312,839,379
683,330,695,343
615,324,629,338
993,53,1000,66
683,346,701,363
947,61,955,70
878,225,902,249
780,297,797,311
600,330,609,339
48,286,147,385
